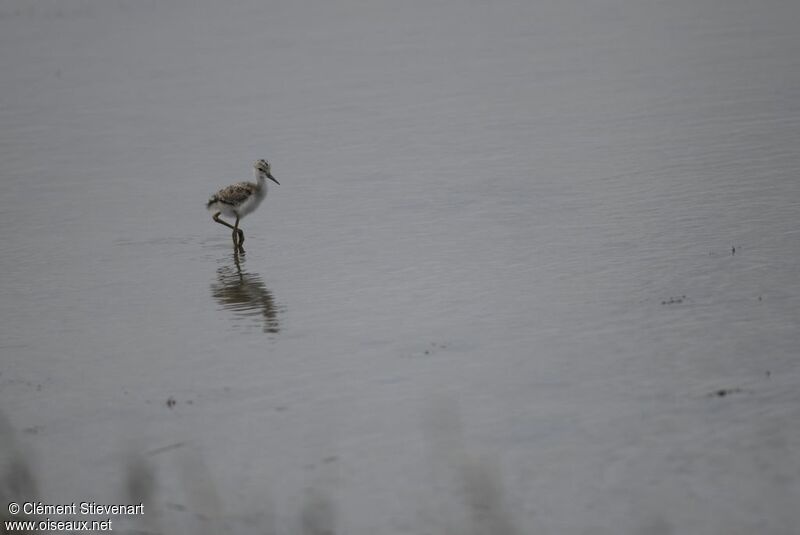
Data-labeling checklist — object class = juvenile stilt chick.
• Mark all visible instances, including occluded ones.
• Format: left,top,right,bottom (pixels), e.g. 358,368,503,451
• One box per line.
207,159,279,251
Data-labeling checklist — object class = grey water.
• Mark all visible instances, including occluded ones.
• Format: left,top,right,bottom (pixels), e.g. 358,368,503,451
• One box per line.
1,0,799,533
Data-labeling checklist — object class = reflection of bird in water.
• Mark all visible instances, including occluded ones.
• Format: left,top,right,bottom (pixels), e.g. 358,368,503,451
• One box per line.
206,159,280,252
210,252,280,333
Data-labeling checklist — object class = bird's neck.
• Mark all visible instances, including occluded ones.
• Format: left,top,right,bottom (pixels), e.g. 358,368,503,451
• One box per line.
254,170,269,193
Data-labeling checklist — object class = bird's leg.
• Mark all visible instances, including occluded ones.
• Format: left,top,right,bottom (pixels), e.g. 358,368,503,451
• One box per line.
213,212,237,231
212,212,242,248
234,216,245,251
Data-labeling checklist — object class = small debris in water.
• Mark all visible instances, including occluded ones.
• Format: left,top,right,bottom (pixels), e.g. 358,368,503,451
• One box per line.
709,387,743,398
407,342,450,358
146,441,186,456
732,246,736,255
661,295,686,305
166,396,176,408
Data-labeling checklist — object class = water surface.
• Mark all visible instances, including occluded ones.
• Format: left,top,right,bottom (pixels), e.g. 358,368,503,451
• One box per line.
1,0,799,533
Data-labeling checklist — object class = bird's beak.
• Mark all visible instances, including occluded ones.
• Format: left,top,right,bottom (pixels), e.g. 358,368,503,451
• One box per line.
268,173,280,185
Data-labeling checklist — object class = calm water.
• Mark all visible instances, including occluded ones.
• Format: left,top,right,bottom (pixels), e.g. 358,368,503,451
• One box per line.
2,0,799,533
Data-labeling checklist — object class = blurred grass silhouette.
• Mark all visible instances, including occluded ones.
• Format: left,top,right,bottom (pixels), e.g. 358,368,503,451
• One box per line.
0,408,522,535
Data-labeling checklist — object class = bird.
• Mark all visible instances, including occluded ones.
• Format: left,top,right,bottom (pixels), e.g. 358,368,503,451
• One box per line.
207,159,280,251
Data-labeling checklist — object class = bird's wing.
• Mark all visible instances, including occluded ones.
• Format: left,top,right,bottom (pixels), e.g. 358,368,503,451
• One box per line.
209,182,257,206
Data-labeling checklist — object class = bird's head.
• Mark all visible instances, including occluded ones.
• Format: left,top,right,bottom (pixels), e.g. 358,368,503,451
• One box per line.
255,159,279,185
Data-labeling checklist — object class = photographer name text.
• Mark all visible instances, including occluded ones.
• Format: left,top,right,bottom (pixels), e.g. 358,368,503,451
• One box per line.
11,501,143,516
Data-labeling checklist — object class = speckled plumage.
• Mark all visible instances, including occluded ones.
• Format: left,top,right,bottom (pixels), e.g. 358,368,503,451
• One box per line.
207,181,260,210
